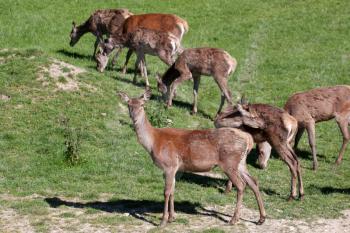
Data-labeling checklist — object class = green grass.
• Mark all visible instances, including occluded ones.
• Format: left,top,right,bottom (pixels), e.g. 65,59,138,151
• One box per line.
1,0,350,231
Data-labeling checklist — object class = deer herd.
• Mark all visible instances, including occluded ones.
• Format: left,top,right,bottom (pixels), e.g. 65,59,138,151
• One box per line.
69,8,350,227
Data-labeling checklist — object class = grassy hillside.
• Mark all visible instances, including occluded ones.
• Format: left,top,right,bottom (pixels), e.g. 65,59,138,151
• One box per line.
1,0,350,232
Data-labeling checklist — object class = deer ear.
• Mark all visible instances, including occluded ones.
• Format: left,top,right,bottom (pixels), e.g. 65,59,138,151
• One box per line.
117,91,130,102
141,87,151,101
72,21,76,27
240,94,248,105
236,104,251,117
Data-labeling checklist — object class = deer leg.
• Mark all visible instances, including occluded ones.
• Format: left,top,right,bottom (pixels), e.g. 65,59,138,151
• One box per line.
224,180,233,194
274,144,299,200
111,47,122,69
294,127,305,150
305,121,317,170
191,75,201,115
160,169,176,227
133,54,142,84
93,36,103,58
122,49,133,74
289,146,304,199
335,113,350,165
142,56,149,87
168,176,176,222
241,171,266,224
214,76,232,115
224,169,245,225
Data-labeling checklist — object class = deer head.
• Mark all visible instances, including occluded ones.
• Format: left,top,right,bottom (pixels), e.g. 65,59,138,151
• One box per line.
156,73,168,99
69,21,79,47
117,88,151,121
215,101,265,130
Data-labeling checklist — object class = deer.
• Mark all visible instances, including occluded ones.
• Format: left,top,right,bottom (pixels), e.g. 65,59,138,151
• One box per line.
117,89,266,227
284,85,350,170
96,28,183,86
214,103,304,201
69,9,133,58
99,13,189,74
156,47,237,115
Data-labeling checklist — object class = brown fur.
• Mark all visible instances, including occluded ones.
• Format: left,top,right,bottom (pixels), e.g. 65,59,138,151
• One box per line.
102,13,189,74
96,28,182,86
118,89,266,227
215,104,303,200
284,85,350,169
69,9,132,57
156,48,237,115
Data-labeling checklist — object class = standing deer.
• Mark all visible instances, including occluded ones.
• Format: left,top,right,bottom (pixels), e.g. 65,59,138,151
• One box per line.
156,48,237,115
284,85,350,170
96,28,183,86
117,89,266,226
69,9,132,58
100,13,189,73
215,103,304,200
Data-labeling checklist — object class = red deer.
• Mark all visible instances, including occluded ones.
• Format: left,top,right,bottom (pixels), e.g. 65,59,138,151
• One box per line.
284,85,350,170
96,28,183,86
117,89,266,226
101,13,189,74
156,48,237,115
215,103,304,200
69,9,132,57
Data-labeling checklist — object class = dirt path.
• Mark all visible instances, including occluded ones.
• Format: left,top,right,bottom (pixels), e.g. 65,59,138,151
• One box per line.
1,193,350,232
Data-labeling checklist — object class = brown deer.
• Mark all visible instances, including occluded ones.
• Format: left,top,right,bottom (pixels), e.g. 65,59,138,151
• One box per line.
69,9,133,58
101,13,189,73
215,103,304,201
156,48,237,115
117,89,266,226
96,28,183,86
284,85,350,170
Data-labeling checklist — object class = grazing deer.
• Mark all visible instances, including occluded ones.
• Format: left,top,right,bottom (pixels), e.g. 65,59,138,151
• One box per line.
284,85,350,170
96,28,183,86
69,9,132,58
156,48,237,115
215,103,304,200
100,13,189,73
117,89,266,226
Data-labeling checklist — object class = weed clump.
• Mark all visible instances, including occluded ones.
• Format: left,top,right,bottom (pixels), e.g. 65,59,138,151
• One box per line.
60,116,83,166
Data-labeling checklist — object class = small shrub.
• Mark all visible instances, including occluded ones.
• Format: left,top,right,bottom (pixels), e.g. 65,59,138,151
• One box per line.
60,116,83,166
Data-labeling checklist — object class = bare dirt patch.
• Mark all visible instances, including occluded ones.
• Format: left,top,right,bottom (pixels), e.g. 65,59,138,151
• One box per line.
37,59,96,92
0,209,35,233
0,94,11,102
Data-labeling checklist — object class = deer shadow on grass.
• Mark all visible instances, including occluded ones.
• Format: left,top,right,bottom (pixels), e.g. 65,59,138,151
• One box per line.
57,49,93,60
308,185,350,195
44,197,230,225
294,148,327,161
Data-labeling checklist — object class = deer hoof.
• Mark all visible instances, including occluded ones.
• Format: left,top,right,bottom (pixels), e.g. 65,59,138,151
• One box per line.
299,194,305,201
229,217,239,225
159,220,167,228
191,110,197,115
257,216,266,225
168,216,176,223
287,195,296,202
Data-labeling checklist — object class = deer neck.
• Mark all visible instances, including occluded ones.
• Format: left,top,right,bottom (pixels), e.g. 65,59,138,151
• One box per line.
77,21,90,37
131,108,155,153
